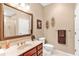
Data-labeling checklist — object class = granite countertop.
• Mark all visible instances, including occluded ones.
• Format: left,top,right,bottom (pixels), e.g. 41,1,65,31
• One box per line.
0,40,42,56
16,40,42,56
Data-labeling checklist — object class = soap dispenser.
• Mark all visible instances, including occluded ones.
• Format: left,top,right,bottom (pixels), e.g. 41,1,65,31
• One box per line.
5,41,10,49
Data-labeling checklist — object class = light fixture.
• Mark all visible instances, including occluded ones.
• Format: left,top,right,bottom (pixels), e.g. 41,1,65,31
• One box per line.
18,3,30,10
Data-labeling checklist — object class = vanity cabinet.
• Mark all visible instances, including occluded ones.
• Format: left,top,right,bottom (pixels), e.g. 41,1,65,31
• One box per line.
37,43,43,56
19,43,43,56
24,47,37,56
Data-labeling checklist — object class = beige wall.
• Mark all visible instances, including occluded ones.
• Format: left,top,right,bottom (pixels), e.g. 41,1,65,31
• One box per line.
44,3,75,54
30,3,44,38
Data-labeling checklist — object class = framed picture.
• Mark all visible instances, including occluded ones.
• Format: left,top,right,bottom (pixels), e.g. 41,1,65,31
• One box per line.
37,19,42,29
51,17,55,27
46,20,49,29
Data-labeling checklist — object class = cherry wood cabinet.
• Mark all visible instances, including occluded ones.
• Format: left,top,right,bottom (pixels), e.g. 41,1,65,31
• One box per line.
37,43,43,56
24,47,36,56
19,43,43,56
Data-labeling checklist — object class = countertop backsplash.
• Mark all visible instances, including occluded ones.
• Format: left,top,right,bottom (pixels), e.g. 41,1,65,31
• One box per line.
0,36,31,49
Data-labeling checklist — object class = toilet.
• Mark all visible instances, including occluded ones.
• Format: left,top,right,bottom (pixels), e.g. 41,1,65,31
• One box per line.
38,37,54,55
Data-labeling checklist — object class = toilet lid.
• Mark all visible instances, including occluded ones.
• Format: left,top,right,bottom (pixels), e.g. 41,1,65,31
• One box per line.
44,44,54,48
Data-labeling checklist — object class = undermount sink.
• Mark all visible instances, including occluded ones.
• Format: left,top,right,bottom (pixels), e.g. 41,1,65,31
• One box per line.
25,41,33,45
5,45,18,56
0,49,6,56
17,41,33,50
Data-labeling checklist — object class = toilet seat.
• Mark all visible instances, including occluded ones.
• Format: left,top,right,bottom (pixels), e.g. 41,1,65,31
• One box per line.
43,44,54,51
44,44,54,48
38,37,54,55
43,44,54,56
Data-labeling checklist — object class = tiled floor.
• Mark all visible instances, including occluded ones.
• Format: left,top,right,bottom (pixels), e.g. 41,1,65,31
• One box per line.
43,49,74,56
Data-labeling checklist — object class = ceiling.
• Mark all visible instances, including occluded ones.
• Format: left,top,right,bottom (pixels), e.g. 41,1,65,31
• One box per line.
40,3,51,7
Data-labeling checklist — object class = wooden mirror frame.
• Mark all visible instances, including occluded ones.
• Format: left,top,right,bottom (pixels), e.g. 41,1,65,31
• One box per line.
0,3,33,40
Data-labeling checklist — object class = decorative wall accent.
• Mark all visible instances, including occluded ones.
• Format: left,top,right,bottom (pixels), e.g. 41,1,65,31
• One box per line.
46,20,49,29
37,19,42,29
58,30,66,44
51,17,55,27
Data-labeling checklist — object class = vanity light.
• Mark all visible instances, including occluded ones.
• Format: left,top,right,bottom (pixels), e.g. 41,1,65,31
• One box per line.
25,3,30,10
18,3,30,10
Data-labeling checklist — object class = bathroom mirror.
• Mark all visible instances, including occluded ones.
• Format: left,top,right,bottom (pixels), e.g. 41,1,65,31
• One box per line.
3,4,33,39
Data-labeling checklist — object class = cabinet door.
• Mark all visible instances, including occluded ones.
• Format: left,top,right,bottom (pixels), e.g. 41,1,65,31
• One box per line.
39,52,43,56
37,43,43,56
24,48,36,56
37,43,43,50
32,53,37,56
38,49,43,56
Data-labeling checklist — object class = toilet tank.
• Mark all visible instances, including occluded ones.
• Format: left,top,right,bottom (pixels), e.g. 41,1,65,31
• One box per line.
38,37,46,44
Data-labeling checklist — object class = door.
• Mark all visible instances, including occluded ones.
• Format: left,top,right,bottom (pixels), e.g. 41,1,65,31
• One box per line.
75,4,79,55
75,16,79,55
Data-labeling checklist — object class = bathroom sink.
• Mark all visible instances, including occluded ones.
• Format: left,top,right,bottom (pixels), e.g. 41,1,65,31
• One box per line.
25,41,33,46
17,41,33,50
5,45,18,56
0,49,5,56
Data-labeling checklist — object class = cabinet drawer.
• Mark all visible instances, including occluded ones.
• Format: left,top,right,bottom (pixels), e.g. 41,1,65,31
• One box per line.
32,53,37,56
38,49,43,56
37,43,43,50
39,53,43,56
24,48,36,56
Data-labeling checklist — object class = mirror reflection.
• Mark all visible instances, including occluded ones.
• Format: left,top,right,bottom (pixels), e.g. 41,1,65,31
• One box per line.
3,4,32,38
